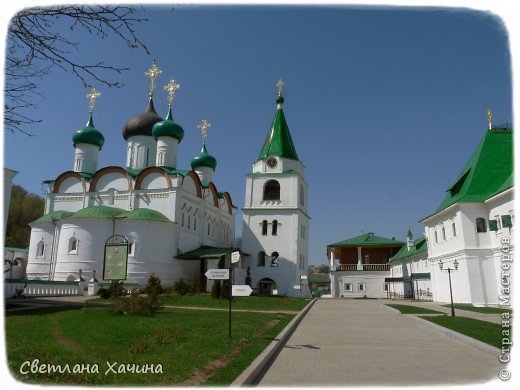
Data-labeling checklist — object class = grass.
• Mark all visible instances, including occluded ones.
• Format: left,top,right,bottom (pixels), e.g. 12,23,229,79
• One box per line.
5,304,295,385
386,304,445,315
442,304,512,314
420,316,506,348
160,294,310,311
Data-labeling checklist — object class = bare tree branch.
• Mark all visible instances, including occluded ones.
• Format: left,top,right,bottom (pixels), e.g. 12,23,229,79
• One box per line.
4,5,149,135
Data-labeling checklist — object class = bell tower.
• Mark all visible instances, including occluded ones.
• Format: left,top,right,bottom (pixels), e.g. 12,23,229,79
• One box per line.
242,80,310,297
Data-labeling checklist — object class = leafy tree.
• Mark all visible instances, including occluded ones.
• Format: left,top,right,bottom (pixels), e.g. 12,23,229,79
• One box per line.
5,5,149,135
5,185,44,248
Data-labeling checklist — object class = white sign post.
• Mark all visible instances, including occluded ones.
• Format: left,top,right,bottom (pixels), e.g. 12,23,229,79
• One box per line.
205,269,230,280
231,251,241,264
232,285,253,297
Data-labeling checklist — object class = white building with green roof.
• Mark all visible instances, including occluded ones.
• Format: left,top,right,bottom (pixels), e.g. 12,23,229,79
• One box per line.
420,123,513,305
25,62,237,289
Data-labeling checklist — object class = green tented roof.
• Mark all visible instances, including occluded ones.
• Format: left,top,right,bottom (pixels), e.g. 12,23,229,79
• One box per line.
5,247,29,253
176,246,242,260
390,237,428,262
31,210,74,223
434,128,513,213
118,208,171,223
72,205,126,219
308,277,331,283
329,232,404,247
126,167,189,178
258,97,299,161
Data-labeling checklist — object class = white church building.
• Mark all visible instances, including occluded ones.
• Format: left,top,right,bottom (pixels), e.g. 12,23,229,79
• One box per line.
26,62,236,290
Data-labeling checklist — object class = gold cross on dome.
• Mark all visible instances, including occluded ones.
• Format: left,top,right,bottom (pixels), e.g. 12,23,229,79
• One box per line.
86,87,101,113
163,77,181,106
487,107,493,129
197,118,212,144
276,78,285,96
145,60,163,96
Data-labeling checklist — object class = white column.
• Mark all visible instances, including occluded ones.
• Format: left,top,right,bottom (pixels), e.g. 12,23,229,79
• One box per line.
357,247,363,270
330,250,335,297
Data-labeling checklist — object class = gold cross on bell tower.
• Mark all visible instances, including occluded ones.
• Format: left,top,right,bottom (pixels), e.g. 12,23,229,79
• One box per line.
197,118,212,144
276,78,285,96
145,60,163,97
487,107,493,130
86,87,101,113
163,77,181,106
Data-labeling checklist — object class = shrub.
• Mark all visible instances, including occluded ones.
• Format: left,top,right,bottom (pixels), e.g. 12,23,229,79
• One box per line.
144,274,163,298
173,278,189,296
188,278,200,295
211,280,221,299
221,280,230,300
97,287,111,300
110,291,162,316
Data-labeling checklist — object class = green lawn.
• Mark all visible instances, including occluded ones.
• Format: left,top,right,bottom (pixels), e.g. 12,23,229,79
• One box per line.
442,304,512,314
6,305,294,385
160,294,311,311
386,304,445,315
420,316,505,348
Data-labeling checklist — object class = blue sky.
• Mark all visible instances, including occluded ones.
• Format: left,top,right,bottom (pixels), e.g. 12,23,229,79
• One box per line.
2,3,514,265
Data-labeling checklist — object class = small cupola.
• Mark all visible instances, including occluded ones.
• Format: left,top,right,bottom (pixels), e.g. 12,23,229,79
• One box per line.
191,118,217,182
72,87,104,174
153,77,184,168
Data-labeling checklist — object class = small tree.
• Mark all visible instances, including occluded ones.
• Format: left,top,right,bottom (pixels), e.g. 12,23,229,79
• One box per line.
173,278,189,296
211,280,221,299
144,273,163,298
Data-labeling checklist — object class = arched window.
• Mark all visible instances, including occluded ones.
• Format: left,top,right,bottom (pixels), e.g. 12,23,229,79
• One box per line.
476,218,487,233
299,184,304,206
442,227,446,241
181,213,185,227
434,231,438,244
452,222,457,237
258,251,266,267
263,180,280,201
36,240,45,258
270,251,279,267
68,237,78,254
272,220,278,235
262,220,268,235
188,216,191,230
194,217,197,231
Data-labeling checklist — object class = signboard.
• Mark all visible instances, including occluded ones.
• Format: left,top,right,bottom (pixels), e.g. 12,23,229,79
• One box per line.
294,284,301,290
232,285,253,297
231,251,241,264
205,269,230,280
103,235,129,280
300,275,308,280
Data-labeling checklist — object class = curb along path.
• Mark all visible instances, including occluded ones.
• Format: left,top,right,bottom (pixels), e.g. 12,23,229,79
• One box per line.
256,299,501,386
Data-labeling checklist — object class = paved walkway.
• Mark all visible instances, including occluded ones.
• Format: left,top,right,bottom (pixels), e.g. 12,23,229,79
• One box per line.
257,299,502,386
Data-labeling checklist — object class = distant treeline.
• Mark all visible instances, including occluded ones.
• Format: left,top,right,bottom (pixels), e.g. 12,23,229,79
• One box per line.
5,185,44,248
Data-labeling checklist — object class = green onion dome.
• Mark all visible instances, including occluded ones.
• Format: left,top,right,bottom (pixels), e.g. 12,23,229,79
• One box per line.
191,143,217,170
152,106,185,142
123,96,163,140
72,114,105,149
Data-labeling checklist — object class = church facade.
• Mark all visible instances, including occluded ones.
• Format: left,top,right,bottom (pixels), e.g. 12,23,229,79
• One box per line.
26,62,235,289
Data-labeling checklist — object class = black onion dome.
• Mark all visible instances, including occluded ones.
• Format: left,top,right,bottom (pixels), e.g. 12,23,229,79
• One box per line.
122,97,164,140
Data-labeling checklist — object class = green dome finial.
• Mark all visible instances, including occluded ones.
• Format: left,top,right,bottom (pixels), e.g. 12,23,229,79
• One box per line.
152,105,185,142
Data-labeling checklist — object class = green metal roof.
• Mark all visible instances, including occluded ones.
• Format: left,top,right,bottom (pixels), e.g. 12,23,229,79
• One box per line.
176,246,242,260
126,167,189,178
31,210,74,223
191,143,217,170
117,208,171,222
72,114,105,149
152,106,185,142
390,237,428,262
434,128,513,213
308,277,331,283
72,205,126,219
411,272,431,280
329,232,404,247
4,247,29,253
257,95,299,161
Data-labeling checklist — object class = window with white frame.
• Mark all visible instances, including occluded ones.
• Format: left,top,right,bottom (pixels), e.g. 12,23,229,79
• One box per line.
344,283,353,292
358,283,366,292
128,241,135,256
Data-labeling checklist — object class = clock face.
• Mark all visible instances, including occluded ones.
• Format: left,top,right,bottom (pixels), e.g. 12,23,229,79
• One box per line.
267,157,278,168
